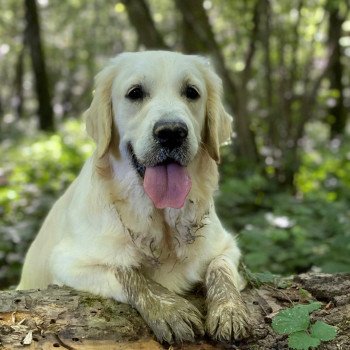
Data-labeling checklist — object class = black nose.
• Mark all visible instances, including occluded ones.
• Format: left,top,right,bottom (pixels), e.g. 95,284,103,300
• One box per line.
153,121,188,149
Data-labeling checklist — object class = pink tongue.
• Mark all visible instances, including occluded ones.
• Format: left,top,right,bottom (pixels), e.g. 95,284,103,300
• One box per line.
144,163,192,209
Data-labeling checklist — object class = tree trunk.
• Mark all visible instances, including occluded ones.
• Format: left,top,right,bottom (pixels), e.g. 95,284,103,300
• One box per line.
262,0,277,149
174,0,259,164
280,9,340,189
24,0,54,131
1,273,349,349
13,34,26,119
121,0,168,49
0,93,3,126
327,5,346,138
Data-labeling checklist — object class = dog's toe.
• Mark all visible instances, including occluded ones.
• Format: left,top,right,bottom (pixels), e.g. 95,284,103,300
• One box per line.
206,300,251,342
141,296,204,344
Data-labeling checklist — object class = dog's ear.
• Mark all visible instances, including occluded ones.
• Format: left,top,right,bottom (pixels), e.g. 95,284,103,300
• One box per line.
85,64,119,159
203,67,233,163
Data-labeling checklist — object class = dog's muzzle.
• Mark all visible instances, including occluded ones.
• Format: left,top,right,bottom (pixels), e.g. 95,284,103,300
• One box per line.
128,120,193,209
153,120,188,150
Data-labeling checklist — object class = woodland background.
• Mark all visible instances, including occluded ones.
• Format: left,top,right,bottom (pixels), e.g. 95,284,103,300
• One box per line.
0,0,349,289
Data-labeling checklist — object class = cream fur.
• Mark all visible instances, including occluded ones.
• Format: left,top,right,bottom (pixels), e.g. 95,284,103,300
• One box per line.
18,52,246,338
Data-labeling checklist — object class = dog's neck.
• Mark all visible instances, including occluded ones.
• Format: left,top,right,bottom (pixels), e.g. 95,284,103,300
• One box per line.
90,148,218,263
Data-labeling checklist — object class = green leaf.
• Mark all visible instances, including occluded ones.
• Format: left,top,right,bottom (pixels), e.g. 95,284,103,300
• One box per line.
298,288,312,299
299,301,322,313
253,272,277,284
272,306,310,334
310,321,337,341
288,331,321,350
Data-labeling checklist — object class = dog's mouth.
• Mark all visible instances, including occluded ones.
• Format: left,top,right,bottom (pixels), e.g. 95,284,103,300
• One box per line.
128,143,192,209
129,144,147,178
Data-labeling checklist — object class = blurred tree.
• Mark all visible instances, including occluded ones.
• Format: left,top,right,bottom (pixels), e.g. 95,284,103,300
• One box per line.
13,33,25,119
253,1,346,187
0,93,3,126
0,94,4,132
327,1,346,138
261,0,275,148
24,0,54,131
175,0,259,164
121,0,168,49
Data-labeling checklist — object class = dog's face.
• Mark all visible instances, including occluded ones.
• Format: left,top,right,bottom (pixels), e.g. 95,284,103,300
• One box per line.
85,51,232,209
114,52,207,173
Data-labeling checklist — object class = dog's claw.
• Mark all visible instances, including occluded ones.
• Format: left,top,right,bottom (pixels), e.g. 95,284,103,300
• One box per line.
206,300,251,342
139,295,204,343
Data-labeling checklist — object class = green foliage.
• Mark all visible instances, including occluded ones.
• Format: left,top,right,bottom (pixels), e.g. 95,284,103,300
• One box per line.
218,131,350,275
0,120,93,288
1,121,350,288
242,268,291,289
300,302,323,314
272,306,310,334
0,0,350,289
296,137,350,202
309,321,338,341
272,303,337,350
287,332,321,350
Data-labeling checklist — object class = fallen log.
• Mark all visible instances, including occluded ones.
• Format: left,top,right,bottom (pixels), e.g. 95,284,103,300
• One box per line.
0,273,349,349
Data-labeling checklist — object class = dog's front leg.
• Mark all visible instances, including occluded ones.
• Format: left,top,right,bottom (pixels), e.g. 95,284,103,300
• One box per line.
52,253,203,343
116,267,204,343
205,256,251,342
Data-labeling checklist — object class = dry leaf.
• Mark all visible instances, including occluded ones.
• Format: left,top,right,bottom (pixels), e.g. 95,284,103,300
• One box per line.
22,330,33,345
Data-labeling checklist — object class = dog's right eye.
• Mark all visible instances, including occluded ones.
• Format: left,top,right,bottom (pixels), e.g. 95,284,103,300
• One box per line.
126,86,144,101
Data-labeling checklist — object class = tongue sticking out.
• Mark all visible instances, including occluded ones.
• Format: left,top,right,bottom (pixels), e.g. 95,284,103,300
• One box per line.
144,163,191,209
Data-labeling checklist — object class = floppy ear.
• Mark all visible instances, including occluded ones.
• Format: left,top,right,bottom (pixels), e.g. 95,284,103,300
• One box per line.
84,64,119,159
203,68,233,163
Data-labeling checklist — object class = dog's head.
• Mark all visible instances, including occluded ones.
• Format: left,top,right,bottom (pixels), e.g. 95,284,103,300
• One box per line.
85,51,232,209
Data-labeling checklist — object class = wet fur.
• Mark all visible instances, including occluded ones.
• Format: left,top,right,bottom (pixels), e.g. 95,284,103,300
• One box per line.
18,51,250,343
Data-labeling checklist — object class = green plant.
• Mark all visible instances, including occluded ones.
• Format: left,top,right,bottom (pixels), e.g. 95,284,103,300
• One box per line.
0,120,93,288
241,266,291,289
217,135,350,276
272,302,337,350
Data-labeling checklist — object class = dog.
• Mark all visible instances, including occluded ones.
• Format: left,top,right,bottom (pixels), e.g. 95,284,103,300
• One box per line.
18,51,250,343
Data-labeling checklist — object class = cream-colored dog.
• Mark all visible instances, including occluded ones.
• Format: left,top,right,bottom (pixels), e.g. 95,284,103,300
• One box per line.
18,51,250,343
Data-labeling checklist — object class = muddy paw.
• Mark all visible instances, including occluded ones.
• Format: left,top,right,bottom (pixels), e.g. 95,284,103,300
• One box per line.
206,300,251,342
140,295,204,343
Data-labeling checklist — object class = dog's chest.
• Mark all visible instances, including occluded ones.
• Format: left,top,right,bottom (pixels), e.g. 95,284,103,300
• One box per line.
114,200,209,267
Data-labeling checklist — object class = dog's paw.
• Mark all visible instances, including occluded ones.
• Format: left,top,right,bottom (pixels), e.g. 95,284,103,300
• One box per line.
140,295,204,343
206,299,251,342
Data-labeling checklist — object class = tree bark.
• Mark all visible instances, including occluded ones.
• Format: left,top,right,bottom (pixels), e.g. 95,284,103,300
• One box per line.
24,0,54,131
121,0,168,50
261,0,277,149
0,93,3,126
1,273,349,349
174,0,259,164
327,5,346,138
13,33,26,120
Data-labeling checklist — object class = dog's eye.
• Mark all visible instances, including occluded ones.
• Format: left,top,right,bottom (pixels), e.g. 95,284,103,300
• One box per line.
126,86,144,100
185,86,200,100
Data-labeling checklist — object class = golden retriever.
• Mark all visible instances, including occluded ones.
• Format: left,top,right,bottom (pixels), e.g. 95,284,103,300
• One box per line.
18,51,250,343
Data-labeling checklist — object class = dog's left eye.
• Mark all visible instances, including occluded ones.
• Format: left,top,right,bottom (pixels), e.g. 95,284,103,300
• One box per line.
185,86,200,100
126,86,144,100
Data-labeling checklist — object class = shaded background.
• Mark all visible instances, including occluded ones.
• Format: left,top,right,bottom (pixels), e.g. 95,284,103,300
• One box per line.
0,0,349,289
